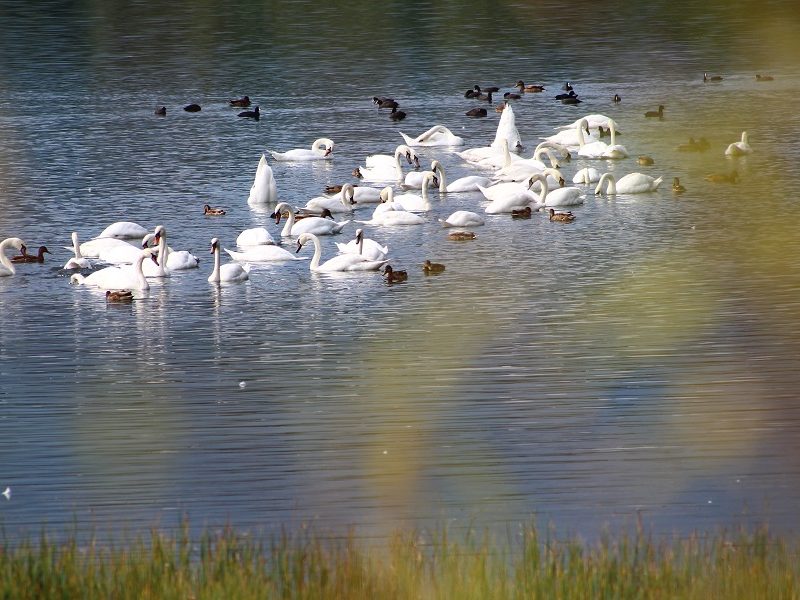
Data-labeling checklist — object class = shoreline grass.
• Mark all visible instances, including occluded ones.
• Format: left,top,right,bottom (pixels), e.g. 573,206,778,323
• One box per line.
1,523,797,598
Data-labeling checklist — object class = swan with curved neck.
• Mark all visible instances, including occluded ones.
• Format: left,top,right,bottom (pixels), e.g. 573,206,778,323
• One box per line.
595,172,664,195
480,176,545,214
269,138,335,161
272,202,349,236
152,225,199,272
296,232,389,272
70,248,157,290
399,125,464,147
302,184,357,214
335,228,389,262
64,232,92,270
725,131,752,157
359,145,420,178
0,237,26,276
404,160,441,189
532,173,584,207
392,171,437,212
208,238,250,284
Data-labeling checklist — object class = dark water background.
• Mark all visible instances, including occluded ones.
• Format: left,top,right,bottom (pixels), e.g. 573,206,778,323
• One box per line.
1,0,800,542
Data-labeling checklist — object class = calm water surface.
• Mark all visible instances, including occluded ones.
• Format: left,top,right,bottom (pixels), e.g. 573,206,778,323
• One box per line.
2,1,800,541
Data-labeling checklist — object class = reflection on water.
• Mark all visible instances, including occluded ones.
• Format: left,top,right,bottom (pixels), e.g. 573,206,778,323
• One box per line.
1,1,800,540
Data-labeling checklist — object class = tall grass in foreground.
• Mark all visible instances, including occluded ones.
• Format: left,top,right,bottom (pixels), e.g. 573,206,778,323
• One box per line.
1,524,797,599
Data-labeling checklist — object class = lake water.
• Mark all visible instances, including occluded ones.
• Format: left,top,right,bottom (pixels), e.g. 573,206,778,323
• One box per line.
2,1,800,542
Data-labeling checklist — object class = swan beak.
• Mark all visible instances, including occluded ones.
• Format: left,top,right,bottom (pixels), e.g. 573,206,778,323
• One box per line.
20,244,27,254
210,241,216,254
413,157,421,169
151,254,159,265
324,147,333,157
433,177,439,188
355,230,363,243
295,241,304,254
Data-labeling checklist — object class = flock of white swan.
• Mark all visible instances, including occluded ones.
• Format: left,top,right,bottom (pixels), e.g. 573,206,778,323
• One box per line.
0,97,753,291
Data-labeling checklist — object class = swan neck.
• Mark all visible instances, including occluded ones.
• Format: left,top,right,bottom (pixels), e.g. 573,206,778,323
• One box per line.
436,163,446,192
597,173,616,195
576,120,586,147
72,233,83,259
538,176,549,204
609,120,617,145
309,235,322,269
0,240,16,275
211,245,221,282
135,253,150,290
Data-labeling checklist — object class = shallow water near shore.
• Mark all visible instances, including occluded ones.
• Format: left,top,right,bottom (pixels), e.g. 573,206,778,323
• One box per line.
1,1,800,541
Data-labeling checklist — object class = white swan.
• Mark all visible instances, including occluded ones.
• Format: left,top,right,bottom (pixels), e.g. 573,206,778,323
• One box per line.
479,177,542,214
475,138,522,170
725,131,752,157
153,225,199,272
356,193,426,226
543,120,599,149
69,236,132,259
224,244,304,262
296,233,388,272
247,154,278,206
0,237,26,276
236,227,276,247
335,228,389,261
440,210,485,227
301,184,357,214
95,221,148,240
208,238,249,284
494,146,561,182
391,172,437,212
269,138,334,161
595,172,664,195
272,202,349,236
536,175,584,207
97,235,152,265
400,125,465,147
70,248,158,290
534,141,571,161
575,118,628,159
63,232,92,270
404,160,441,189
555,114,617,131
356,145,419,182
446,174,491,193
572,167,602,184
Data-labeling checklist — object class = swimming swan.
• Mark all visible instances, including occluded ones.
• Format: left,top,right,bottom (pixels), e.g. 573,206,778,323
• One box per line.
247,154,278,206
224,244,304,262
272,202,349,236
576,119,628,159
479,177,544,214
400,125,464,147
70,248,158,290
208,238,250,284
95,221,149,240
296,232,389,272
63,232,92,270
356,192,426,226
572,167,602,184
301,183,357,214
355,145,419,182
535,175,585,207
725,131,752,157
494,146,561,182
0,237,26,276
153,225,199,272
595,172,664,195
439,210,485,227
335,228,389,261
391,172,437,212
269,138,334,161
236,227,276,247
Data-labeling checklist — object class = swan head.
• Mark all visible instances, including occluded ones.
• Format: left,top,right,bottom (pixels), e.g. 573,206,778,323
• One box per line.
295,233,314,254
141,233,156,249
210,238,220,254
153,225,166,244
341,184,356,205
143,247,159,265
355,229,363,243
